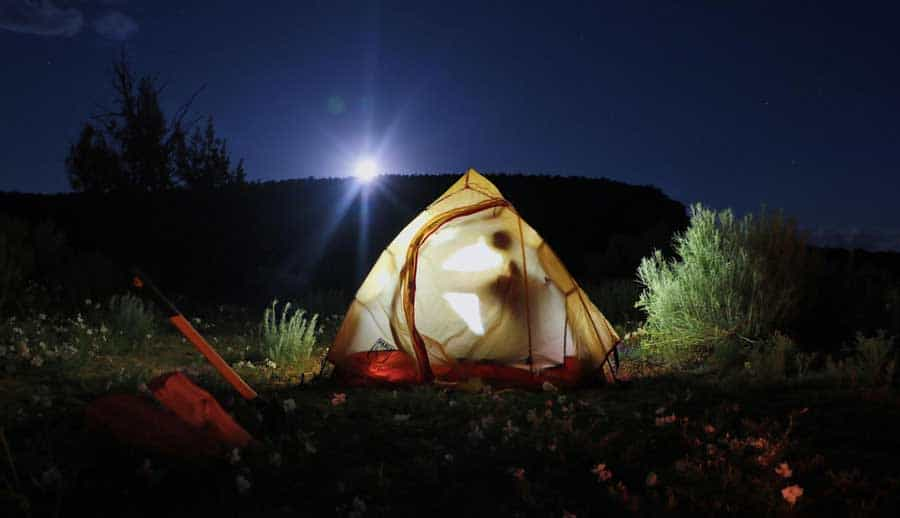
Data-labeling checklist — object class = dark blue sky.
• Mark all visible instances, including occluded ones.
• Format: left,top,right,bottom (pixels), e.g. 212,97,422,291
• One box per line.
2,1,899,249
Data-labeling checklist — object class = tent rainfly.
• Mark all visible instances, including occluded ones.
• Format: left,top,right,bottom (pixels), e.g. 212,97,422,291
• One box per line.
327,169,621,387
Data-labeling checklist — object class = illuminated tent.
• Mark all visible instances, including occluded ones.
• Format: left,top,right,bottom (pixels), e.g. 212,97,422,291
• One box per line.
327,169,621,387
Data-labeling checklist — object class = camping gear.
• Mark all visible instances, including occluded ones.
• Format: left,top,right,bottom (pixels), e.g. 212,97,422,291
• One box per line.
85,273,257,457
86,372,253,457
327,169,621,387
131,269,258,400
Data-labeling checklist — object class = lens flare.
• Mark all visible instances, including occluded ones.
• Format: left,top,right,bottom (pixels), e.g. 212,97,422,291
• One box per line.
354,158,378,183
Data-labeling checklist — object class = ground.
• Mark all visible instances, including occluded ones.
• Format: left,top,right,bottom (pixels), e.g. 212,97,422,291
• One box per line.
2,312,900,517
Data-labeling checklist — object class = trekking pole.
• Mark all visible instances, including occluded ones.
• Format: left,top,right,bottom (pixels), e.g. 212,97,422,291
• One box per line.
130,268,258,401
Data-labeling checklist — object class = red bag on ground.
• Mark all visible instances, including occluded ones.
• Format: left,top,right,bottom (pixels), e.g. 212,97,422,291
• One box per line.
85,371,253,457
148,372,253,448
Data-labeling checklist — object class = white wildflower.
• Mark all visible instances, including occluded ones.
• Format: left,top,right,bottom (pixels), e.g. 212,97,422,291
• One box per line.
282,398,297,414
503,420,519,439
467,422,485,443
269,452,282,468
137,459,153,477
41,466,62,487
228,448,242,465
349,496,367,518
235,474,251,494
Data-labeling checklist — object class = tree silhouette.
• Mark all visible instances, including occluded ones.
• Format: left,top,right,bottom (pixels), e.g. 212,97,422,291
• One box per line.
66,55,245,192
67,124,122,192
175,116,246,190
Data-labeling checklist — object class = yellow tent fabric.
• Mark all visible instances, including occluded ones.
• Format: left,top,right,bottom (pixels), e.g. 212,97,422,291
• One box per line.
328,169,620,385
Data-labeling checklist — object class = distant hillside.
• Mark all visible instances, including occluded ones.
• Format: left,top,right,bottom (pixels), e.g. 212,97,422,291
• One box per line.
0,173,688,305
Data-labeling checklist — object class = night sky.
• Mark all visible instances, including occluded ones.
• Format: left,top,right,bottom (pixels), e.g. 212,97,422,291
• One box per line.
2,1,899,250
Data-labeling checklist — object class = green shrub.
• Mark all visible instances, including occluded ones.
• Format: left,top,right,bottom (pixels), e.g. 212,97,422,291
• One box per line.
793,350,817,382
636,204,808,366
107,293,156,350
780,332,898,388
846,332,895,386
742,332,797,384
260,300,321,366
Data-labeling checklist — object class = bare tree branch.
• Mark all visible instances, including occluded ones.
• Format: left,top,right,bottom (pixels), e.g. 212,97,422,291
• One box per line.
170,83,207,132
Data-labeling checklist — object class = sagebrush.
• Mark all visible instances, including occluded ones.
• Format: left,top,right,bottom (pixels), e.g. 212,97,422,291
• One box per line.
825,332,897,387
742,332,797,384
636,204,808,366
260,300,321,365
107,292,156,350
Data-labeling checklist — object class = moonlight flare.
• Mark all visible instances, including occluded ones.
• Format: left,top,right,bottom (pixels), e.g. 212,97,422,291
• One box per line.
354,157,379,183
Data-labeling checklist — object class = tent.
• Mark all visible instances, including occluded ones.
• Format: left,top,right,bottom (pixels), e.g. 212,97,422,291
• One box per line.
327,169,620,387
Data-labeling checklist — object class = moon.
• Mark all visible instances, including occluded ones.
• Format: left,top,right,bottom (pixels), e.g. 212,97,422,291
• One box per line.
354,158,378,183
